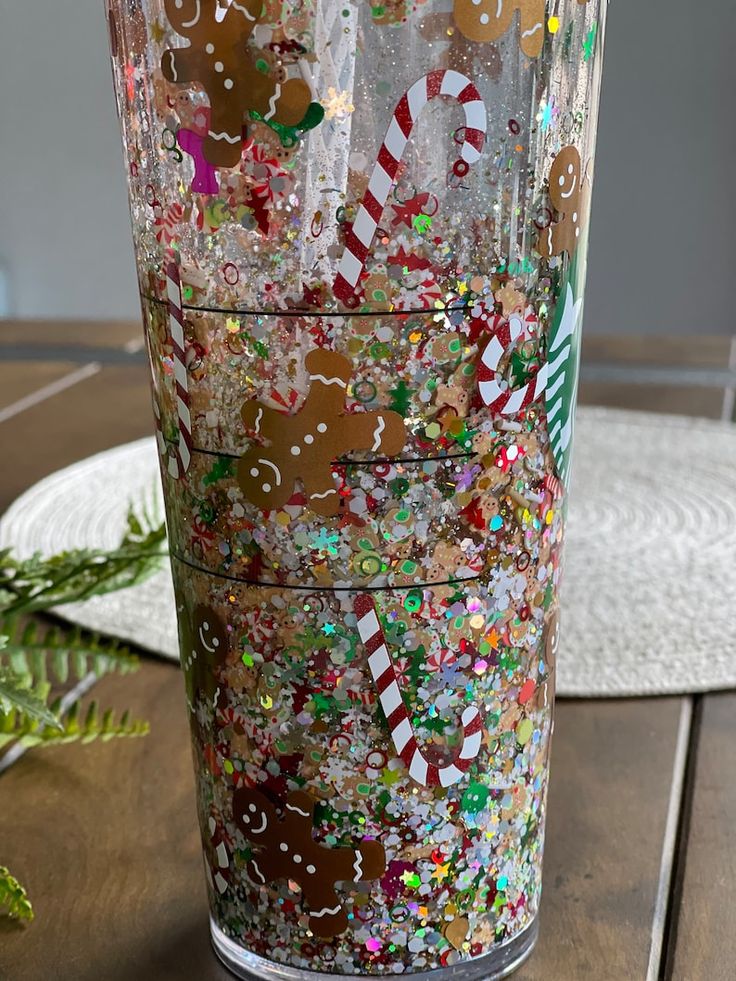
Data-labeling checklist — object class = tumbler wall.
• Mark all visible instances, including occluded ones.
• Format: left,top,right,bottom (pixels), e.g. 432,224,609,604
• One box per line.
106,1,606,977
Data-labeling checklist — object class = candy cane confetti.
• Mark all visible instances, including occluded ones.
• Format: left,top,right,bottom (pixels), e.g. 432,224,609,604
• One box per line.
153,261,193,479
354,594,483,788
476,309,549,414
334,69,487,305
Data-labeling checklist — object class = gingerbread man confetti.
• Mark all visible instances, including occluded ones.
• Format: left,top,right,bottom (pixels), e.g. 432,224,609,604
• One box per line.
453,0,547,57
453,0,590,55
161,0,315,167
181,603,229,703
238,350,406,516
233,787,385,938
537,145,585,259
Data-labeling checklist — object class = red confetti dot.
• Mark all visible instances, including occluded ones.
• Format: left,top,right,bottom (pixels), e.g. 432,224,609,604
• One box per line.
518,679,536,705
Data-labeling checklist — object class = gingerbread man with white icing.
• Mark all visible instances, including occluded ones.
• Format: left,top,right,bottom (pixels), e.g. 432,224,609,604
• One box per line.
453,0,590,56
453,0,546,57
161,0,313,167
233,787,386,938
538,145,585,259
238,350,406,516
180,603,229,704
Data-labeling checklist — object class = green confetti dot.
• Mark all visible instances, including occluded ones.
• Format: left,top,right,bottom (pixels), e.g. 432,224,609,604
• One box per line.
516,719,533,745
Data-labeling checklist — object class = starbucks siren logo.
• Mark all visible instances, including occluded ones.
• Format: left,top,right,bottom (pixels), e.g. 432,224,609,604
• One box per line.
545,282,583,487
474,275,583,487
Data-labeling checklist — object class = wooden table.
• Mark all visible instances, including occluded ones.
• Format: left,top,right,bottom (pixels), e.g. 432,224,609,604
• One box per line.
1,322,735,981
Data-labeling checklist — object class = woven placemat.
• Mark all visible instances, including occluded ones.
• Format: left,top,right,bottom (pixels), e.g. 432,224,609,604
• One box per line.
2,407,735,697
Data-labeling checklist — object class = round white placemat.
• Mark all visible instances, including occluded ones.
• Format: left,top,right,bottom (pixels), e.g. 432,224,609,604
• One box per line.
2,407,735,697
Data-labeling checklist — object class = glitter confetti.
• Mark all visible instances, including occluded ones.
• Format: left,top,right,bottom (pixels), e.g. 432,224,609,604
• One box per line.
107,0,606,971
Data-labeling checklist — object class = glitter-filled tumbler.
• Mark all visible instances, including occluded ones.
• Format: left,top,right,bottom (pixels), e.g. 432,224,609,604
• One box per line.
106,0,606,977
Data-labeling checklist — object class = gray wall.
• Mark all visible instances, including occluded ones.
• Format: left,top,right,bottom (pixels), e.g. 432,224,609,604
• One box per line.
585,0,736,335
0,0,733,332
0,0,139,320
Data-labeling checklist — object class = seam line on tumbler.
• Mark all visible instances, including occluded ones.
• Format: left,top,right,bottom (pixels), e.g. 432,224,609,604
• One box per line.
181,443,476,466
139,290,470,320
170,550,482,592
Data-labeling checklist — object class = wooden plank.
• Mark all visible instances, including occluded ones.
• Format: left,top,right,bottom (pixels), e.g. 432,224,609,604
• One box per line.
0,655,685,980
518,698,687,981
578,380,725,421
0,320,141,350
582,334,733,369
0,363,152,514
669,693,736,981
0,660,231,981
0,361,80,412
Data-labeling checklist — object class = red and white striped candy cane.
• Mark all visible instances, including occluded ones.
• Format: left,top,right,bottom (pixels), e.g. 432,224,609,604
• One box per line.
477,310,549,414
334,70,487,305
354,594,483,788
154,202,185,245
152,262,192,479
543,473,563,500
537,472,564,519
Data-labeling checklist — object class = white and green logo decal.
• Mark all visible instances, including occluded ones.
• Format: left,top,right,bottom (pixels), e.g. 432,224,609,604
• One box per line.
545,280,583,487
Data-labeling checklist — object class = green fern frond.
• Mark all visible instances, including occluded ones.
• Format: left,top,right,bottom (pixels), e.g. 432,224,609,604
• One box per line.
0,866,33,922
0,698,149,749
0,502,166,617
0,619,140,687
0,667,61,731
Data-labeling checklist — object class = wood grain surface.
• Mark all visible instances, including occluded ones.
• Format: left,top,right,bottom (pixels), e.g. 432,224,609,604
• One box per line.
581,334,733,370
0,363,82,414
668,694,736,981
0,321,140,350
0,363,151,513
577,380,725,421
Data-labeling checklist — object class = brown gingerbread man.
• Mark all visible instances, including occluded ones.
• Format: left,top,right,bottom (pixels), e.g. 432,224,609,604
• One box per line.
180,603,230,704
530,609,559,713
537,145,585,259
238,350,406,516
544,609,560,676
161,0,313,167
453,0,546,57
453,0,590,56
233,787,385,938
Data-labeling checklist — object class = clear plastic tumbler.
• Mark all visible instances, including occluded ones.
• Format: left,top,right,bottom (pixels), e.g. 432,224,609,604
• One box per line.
105,0,607,977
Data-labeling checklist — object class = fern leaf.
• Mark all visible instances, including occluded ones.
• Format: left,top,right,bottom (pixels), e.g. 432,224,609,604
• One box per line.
0,866,34,923
52,644,69,683
0,667,61,730
0,620,140,687
0,497,166,616
0,699,149,748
